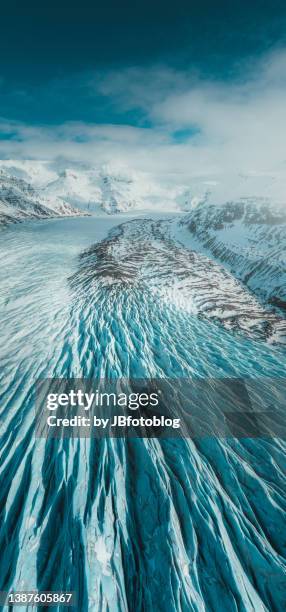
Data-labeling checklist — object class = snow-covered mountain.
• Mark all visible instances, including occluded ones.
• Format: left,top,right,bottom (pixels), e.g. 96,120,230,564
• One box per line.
0,159,57,187
172,199,286,312
0,170,84,226
43,164,187,214
177,169,286,210
1,158,285,217
41,168,102,212
0,160,187,214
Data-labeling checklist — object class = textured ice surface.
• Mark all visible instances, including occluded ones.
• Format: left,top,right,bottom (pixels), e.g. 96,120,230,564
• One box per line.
0,215,286,611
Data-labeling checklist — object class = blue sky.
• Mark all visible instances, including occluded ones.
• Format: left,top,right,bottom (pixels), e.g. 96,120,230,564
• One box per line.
1,0,286,125
0,0,286,181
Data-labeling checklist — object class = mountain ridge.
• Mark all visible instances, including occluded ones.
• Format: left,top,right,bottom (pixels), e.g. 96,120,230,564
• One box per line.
172,199,286,312
0,169,86,226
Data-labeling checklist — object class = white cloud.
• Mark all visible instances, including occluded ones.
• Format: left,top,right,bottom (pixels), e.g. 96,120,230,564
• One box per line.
0,49,285,201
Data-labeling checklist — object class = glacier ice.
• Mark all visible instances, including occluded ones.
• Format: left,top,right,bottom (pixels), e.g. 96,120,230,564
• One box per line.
0,216,285,611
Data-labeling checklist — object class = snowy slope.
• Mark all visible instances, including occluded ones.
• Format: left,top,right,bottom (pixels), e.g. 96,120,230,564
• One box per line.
0,170,84,226
173,199,286,310
43,164,185,214
42,168,103,212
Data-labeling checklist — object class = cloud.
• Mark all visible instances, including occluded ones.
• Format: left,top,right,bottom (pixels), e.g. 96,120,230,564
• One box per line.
0,49,286,199
94,49,286,170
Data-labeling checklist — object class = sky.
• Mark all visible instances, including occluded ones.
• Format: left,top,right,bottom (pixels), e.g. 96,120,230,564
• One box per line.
0,0,286,186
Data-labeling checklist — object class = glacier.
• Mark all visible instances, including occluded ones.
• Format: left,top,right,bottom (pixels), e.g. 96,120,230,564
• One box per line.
0,213,286,611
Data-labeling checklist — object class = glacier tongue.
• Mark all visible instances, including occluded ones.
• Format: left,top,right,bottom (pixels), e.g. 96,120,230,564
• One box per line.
1,213,286,611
